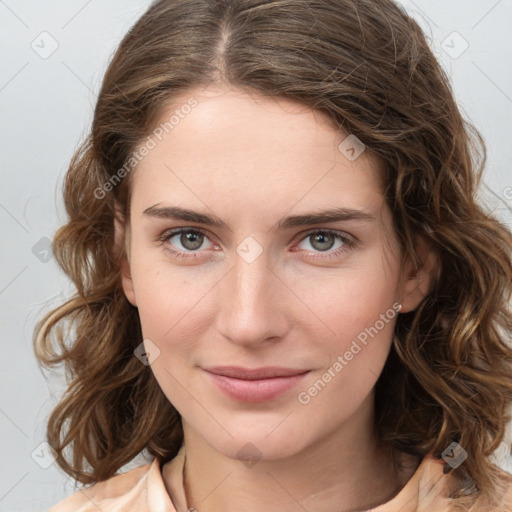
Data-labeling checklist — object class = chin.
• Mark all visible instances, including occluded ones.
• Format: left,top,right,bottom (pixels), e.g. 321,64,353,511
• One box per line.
200,419,314,463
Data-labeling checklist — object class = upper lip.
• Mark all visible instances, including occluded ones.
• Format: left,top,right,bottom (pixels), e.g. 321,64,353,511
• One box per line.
203,366,310,380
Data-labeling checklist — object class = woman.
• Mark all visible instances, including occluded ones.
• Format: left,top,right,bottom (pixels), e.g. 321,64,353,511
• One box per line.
35,0,512,510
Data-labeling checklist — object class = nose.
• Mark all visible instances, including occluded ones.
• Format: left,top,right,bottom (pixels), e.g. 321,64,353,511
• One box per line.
215,247,290,348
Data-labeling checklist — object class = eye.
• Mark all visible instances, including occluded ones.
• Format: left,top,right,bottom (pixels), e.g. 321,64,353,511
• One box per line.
157,227,356,261
293,229,355,260
158,227,218,260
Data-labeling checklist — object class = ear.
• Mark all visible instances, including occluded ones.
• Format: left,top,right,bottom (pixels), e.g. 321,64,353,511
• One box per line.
113,203,137,307
399,235,438,314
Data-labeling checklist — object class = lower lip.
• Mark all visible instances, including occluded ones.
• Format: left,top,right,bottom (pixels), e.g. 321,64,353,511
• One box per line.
204,370,310,403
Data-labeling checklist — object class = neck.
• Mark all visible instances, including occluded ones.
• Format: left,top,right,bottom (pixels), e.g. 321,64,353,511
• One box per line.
177,395,418,512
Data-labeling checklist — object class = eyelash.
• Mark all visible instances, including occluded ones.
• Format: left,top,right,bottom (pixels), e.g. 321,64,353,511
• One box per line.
157,227,356,261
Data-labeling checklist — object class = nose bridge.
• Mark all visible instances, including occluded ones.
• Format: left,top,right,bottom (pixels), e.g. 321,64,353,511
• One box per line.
217,242,285,345
233,248,270,304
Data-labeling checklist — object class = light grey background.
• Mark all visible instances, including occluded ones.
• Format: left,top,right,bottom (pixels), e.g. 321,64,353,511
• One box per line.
1,1,511,510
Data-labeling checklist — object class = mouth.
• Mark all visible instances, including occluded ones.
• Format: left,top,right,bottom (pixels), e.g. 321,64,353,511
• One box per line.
202,366,311,403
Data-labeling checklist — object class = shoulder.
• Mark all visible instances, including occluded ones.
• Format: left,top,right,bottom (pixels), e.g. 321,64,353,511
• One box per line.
478,466,512,512
48,459,164,512
375,452,512,511
452,463,512,512
421,457,512,512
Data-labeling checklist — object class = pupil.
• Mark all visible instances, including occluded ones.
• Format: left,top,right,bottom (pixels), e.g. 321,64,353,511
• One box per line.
182,232,202,250
313,233,333,251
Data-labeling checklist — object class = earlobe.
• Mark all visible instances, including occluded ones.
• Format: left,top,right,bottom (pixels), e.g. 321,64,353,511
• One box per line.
113,209,137,307
400,235,438,314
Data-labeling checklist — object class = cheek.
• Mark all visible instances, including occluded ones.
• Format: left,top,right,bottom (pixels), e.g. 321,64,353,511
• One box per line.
129,246,212,338
299,265,399,394
297,260,399,341
297,305,397,424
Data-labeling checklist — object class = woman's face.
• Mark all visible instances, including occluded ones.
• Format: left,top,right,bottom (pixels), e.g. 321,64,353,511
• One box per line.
120,85,427,461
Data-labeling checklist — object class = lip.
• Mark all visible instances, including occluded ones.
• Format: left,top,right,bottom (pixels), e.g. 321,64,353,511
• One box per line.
203,366,310,379
203,366,311,403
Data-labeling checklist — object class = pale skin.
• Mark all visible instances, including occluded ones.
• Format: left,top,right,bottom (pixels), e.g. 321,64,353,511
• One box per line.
118,84,436,512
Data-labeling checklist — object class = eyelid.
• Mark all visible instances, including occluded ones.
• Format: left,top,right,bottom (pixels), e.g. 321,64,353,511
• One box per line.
157,226,357,258
292,227,357,246
157,226,217,250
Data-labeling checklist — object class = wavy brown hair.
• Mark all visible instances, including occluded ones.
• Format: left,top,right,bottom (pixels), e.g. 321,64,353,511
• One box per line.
34,0,512,508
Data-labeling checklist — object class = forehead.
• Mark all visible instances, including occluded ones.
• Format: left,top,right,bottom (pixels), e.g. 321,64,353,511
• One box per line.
130,86,385,217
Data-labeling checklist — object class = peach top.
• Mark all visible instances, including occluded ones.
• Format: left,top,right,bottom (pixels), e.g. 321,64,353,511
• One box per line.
48,444,512,512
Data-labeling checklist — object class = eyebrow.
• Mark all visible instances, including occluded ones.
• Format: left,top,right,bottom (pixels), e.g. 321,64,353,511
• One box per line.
142,204,375,231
